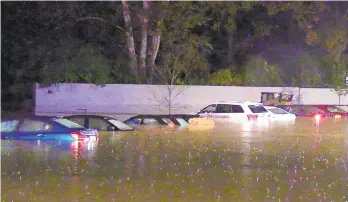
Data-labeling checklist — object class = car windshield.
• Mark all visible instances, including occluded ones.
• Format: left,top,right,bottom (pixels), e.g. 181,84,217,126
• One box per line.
267,107,289,114
338,106,348,112
108,119,133,131
327,106,346,113
53,118,85,128
1,120,20,132
248,105,268,113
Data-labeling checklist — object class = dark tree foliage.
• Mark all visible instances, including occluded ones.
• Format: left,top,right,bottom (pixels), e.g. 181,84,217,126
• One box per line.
1,1,348,111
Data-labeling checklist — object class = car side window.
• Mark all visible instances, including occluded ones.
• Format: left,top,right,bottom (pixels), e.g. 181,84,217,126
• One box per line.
278,105,290,112
201,104,217,113
68,117,85,127
231,105,244,113
18,119,53,132
217,104,232,113
89,117,111,130
1,120,20,132
125,118,142,124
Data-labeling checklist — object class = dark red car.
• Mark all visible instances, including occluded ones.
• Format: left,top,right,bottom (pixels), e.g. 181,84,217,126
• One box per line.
277,104,348,119
277,105,334,118
311,105,348,118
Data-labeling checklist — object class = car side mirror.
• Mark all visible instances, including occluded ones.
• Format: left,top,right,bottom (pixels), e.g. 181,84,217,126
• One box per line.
107,126,116,131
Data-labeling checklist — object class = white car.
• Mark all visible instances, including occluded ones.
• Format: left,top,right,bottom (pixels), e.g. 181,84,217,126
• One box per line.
197,101,271,121
265,106,296,121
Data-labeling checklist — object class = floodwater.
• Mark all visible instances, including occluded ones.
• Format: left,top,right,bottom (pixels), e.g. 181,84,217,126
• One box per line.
2,118,348,201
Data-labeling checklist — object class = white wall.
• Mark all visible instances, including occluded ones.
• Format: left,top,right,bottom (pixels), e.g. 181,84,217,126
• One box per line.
34,83,348,120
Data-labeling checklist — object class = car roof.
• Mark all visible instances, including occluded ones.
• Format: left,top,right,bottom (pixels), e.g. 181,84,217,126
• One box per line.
265,106,289,110
125,114,197,126
128,114,198,119
64,114,117,120
263,106,284,110
212,101,264,105
264,106,279,109
310,105,338,107
2,115,59,121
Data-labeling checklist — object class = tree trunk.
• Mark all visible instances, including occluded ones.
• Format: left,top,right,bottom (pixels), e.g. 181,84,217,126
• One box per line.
122,0,139,83
148,29,161,83
339,95,341,105
227,32,234,65
139,1,149,83
167,84,172,115
168,89,172,115
147,4,164,84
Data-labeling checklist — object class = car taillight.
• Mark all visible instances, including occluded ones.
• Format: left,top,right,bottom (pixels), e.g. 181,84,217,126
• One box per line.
247,114,258,120
70,131,87,140
334,114,342,119
90,129,99,137
314,114,321,121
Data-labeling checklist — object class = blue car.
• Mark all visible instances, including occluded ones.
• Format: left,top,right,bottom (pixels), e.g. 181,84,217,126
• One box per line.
1,116,99,141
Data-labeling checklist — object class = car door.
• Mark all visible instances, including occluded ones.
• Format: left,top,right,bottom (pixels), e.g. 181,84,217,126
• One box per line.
198,104,217,118
87,116,112,131
215,104,232,119
16,118,55,140
305,106,327,117
231,104,248,120
247,104,270,120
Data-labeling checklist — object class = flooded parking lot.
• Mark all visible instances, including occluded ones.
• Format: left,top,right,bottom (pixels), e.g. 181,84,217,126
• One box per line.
2,118,348,201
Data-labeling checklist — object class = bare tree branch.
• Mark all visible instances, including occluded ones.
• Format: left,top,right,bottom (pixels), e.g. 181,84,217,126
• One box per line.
53,16,126,32
148,52,190,114
171,85,189,101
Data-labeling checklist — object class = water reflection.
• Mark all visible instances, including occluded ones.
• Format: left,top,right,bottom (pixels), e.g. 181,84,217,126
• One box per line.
2,119,348,201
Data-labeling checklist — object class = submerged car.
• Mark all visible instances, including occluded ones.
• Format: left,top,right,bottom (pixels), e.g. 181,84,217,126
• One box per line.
310,105,348,119
1,116,98,141
124,114,198,127
265,106,296,121
64,115,134,131
277,105,334,118
197,101,270,120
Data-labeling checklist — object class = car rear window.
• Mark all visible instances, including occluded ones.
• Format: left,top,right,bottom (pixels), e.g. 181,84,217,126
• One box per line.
267,108,289,114
248,105,268,113
108,119,133,130
175,118,189,127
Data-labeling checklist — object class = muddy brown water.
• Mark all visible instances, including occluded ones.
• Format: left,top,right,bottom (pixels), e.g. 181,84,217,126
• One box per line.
2,118,348,201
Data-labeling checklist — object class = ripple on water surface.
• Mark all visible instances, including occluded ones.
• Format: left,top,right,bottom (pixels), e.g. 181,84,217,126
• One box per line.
2,118,348,201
